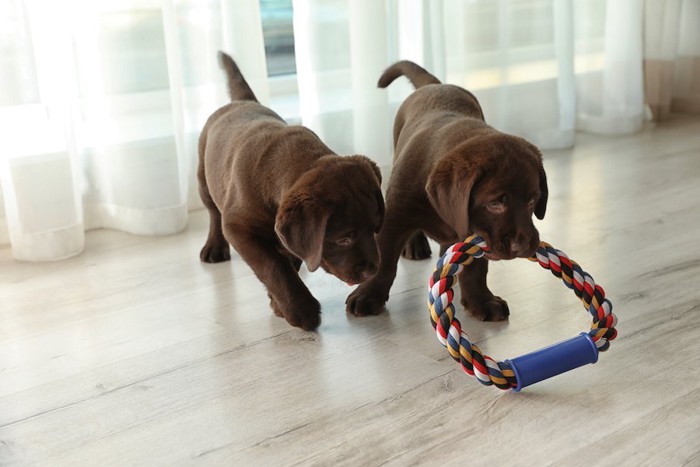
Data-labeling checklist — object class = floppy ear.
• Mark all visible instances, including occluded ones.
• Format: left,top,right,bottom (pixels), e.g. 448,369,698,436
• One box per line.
347,155,385,232
535,164,548,220
363,157,385,232
523,141,548,220
365,158,382,186
274,193,330,272
374,187,385,233
425,156,479,239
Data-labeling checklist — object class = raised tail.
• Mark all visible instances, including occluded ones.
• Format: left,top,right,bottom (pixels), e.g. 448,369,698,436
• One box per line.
218,51,258,102
377,60,441,89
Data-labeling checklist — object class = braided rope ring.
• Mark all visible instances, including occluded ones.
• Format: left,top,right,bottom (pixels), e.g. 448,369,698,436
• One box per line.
428,235,618,391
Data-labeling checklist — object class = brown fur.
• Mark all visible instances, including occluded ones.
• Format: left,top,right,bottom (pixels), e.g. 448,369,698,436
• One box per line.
199,52,384,331
346,60,548,321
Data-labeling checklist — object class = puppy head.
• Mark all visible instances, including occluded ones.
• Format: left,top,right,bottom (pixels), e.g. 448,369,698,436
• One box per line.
275,155,384,285
426,134,548,260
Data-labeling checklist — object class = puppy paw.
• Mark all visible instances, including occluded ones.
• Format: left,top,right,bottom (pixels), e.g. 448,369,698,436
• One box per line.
269,294,284,318
345,283,388,317
275,297,321,331
286,308,321,331
401,231,432,260
461,295,510,322
200,242,231,263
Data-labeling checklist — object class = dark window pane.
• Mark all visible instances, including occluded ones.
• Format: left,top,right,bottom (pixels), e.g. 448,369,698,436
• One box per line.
260,0,296,76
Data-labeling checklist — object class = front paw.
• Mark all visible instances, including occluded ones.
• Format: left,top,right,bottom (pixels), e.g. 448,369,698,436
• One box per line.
200,241,231,263
268,293,284,317
275,296,321,331
402,231,432,260
461,295,509,322
345,282,388,317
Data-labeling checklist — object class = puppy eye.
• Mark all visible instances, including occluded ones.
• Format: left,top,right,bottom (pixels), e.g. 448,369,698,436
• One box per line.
528,198,536,210
486,200,505,214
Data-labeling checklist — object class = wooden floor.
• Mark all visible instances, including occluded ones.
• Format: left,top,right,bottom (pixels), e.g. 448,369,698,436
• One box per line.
2,116,700,466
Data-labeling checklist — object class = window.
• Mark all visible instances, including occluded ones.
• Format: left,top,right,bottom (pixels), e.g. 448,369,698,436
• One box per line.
443,0,606,90
260,0,296,76
92,9,169,95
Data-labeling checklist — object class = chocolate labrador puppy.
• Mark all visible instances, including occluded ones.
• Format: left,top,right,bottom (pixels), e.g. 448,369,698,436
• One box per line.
346,60,548,321
199,52,384,331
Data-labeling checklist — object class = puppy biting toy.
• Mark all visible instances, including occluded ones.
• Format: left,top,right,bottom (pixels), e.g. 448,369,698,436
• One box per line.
428,235,617,391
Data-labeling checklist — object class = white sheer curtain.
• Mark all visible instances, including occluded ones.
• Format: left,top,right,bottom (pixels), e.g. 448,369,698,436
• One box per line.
2,0,698,262
292,0,648,154
0,0,268,261
643,0,700,120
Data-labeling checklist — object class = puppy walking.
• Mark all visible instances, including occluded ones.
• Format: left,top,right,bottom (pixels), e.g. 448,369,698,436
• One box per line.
199,52,384,330
346,60,548,322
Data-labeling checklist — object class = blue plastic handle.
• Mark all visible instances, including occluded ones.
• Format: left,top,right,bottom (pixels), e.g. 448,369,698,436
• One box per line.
506,333,599,392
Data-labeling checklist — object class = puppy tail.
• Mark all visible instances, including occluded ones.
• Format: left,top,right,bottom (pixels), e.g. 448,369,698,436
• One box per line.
377,60,441,89
218,51,258,102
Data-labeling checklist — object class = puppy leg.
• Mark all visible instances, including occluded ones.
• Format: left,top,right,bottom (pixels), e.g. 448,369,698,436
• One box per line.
401,231,432,260
198,184,231,263
457,256,509,321
269,256,302,318
346,222,416,316
225,223,321,330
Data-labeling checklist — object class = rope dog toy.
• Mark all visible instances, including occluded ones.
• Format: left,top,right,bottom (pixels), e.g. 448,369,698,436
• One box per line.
428,235,617,391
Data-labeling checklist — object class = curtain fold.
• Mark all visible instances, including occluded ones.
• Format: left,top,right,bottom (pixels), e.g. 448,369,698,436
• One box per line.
1,0,698,262
292,0,392,159
1,0,267,261
442,0,579,148
644,0,700,120
579,0,645,134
